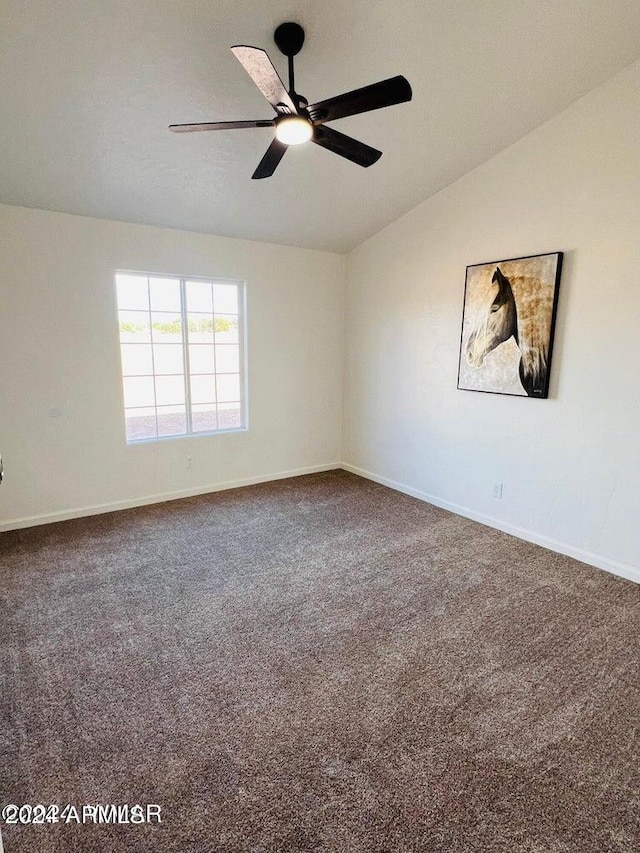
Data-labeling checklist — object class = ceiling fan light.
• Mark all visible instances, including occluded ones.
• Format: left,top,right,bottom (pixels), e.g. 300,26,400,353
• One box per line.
275,116,312,145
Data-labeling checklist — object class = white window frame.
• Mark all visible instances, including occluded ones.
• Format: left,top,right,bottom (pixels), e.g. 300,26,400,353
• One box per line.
115,270,248,443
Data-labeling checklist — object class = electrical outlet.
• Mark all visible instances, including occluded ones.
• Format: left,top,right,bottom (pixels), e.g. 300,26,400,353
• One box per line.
186,456,193,470
492,482,503,499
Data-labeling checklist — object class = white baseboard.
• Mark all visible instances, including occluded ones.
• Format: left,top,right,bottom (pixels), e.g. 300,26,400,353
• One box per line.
5,461,638,588
341,463,640,586
0,463,341,532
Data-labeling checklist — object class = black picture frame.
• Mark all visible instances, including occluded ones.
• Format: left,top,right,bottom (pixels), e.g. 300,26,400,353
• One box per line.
457,251,563,398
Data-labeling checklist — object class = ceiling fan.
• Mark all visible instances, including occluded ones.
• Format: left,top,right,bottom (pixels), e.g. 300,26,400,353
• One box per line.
169,22,412,179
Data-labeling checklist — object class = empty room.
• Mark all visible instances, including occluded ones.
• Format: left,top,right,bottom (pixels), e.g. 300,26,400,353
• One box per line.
1,1,639,851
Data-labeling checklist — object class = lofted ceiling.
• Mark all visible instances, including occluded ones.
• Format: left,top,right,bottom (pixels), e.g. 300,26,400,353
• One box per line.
2,1,640,253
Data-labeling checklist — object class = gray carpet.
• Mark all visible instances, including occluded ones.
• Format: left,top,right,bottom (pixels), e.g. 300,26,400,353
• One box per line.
1,470,639,852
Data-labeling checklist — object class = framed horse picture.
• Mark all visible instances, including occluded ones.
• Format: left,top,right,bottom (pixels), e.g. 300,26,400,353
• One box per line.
457,251,563,398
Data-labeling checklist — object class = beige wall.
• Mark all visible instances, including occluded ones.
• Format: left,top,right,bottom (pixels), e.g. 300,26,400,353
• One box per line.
0,207,345,527
343,60,640,581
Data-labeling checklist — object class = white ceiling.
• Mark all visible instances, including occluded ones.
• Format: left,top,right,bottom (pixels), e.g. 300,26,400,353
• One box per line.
2,1,640,253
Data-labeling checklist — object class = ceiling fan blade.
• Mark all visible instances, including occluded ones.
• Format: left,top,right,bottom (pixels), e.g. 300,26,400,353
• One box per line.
231,46,297,116
169,120,274,133
308,75,412,124
312,125,382,167
252,138,288,179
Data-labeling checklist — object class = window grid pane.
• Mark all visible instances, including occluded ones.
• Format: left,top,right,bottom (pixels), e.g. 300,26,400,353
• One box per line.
116,272,244,442
187,301,220,430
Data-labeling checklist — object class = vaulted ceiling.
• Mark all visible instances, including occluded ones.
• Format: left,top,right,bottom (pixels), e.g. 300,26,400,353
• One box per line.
2,1,640,252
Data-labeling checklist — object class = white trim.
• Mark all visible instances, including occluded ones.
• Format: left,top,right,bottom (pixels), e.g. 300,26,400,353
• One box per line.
341,463,640,586
0,463,341,532
5,461,637,587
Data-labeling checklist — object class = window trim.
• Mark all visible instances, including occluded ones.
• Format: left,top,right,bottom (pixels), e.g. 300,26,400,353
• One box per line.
115,269,248,444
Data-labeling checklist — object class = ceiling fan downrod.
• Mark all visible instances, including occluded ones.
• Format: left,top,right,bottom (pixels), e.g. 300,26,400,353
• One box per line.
274,22,306,107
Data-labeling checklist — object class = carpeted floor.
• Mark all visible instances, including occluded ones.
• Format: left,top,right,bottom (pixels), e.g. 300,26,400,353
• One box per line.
1,470,639,852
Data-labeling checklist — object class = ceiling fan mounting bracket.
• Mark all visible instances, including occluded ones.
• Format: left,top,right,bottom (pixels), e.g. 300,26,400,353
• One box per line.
274,22,305,58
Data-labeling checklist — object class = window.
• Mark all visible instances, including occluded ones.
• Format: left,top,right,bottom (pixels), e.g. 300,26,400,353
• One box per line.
115,271,246,443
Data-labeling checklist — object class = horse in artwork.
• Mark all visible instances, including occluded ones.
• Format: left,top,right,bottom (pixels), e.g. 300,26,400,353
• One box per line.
465,266,553,396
